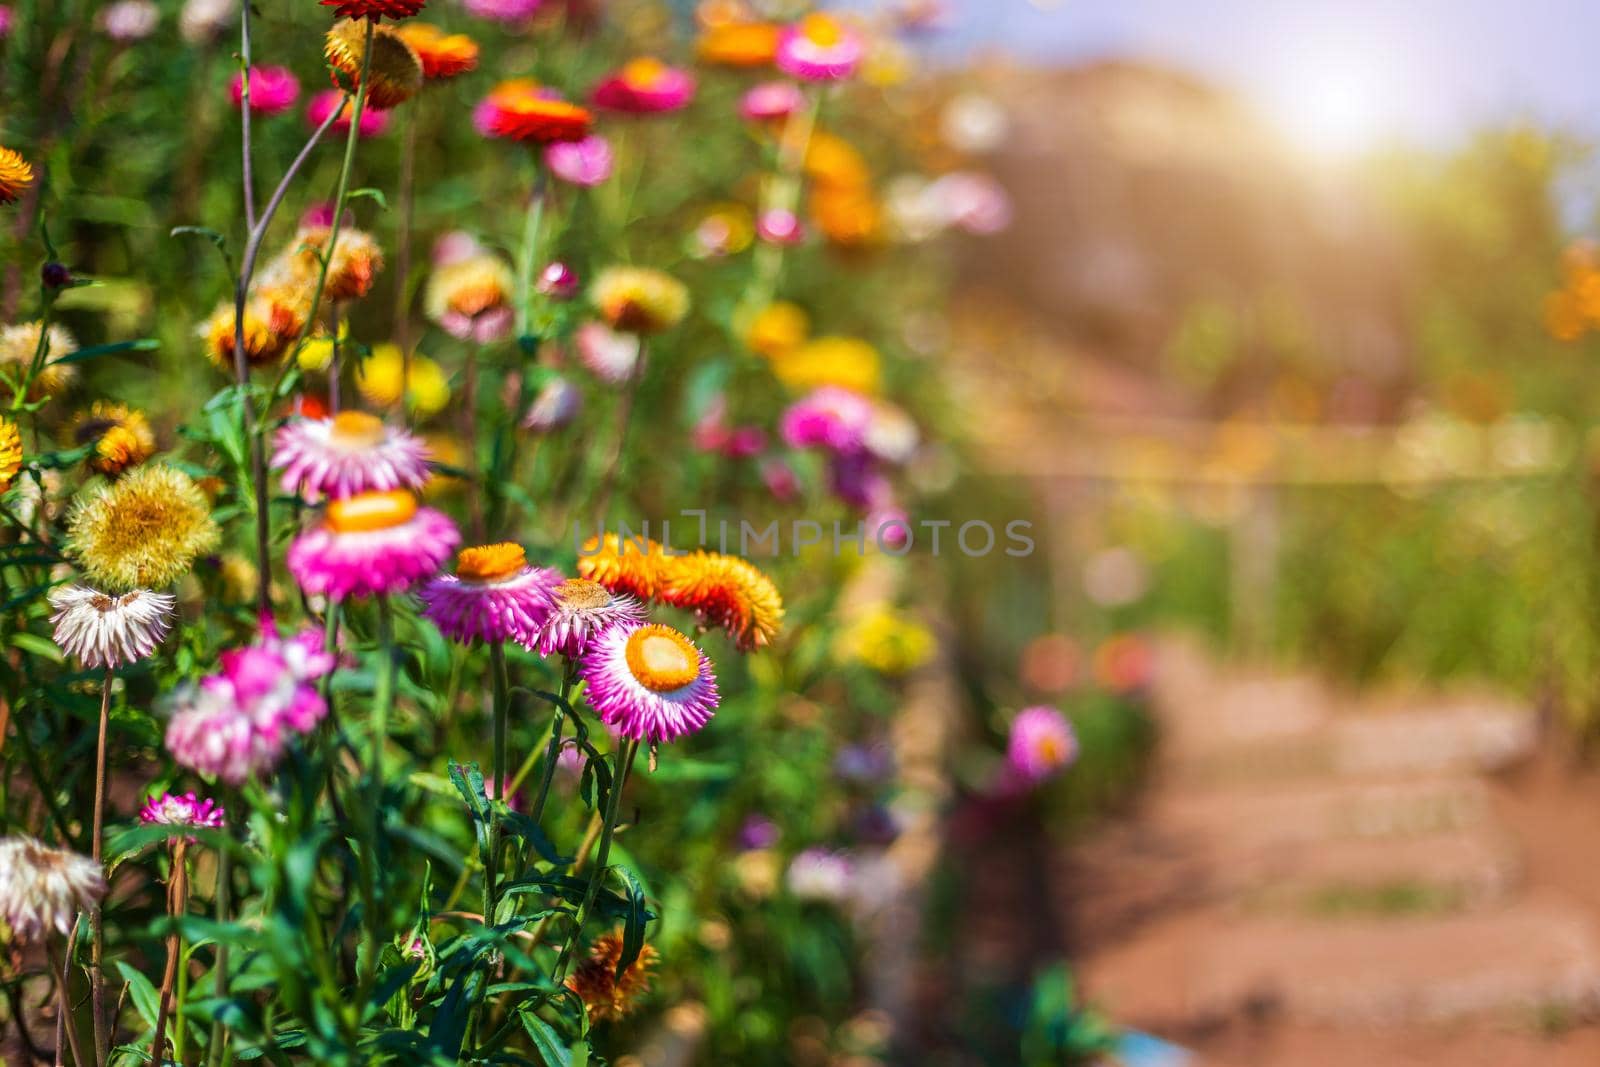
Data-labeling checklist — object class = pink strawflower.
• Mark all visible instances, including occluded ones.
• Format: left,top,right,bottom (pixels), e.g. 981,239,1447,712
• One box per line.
761,459,801,503
140,792,226,843
544,134,614,187
418,543,561,646
780,386,874,453
591,58,696,114
574,321,640,385
1006,706,1077,786
536,578,644,659
463,0,541,21
287,490,460,600
49,586,175,669
271,412,431,503
828,449,890,511
929,171,1013,235
776,14,864,82
740,81,804,123
757,209,805,246
537,261,580,300
101,0,159,41
165,623,336,786
308,90,390,138
521,377,582,433
786,847,854,903
231,66,301,116
0,7,12,38
580,622,718,744
867,504,912,551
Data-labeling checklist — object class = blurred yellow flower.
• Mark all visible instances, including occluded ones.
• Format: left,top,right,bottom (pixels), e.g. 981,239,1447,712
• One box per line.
0,322,78,400
772,335,881,394
805,132,871,191
0,416,21,494
592,266,690,334
68,402,157,477
745,301,810,359
810,186,883,247
834,605,934,676
325,19,423,110
296,320,351,373
357,344,450,418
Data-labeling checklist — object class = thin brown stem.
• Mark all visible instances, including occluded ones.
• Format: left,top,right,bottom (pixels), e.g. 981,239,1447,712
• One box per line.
592,342,647,524
150,839,189,1065
462,344,485,541
89,669,111,1065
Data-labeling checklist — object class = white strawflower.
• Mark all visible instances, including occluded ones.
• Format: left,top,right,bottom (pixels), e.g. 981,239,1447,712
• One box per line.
0,836,105,942
179,0,233,44
49,586,176,669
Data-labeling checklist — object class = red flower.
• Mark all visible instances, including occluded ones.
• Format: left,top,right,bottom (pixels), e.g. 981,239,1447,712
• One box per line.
319,0,427,20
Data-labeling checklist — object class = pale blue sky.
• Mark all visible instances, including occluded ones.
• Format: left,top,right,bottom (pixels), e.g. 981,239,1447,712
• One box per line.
894,0,1600,153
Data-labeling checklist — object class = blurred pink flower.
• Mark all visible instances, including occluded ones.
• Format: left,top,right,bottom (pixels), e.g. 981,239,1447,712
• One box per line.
101,0,159,42
761,459,801,503
537,261,580,300
431,230,483,268
544,134,613,186
0,6,13,38
757,209,805,246
463,0,541,21
740,81,804,123
591,58,696,114
780,386,874,453
231,66,301,116
307,90,390,138
776,14,864,82
1005,706,1077,786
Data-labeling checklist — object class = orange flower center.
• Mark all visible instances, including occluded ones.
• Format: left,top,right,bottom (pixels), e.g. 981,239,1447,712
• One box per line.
456,542,527,583
801,13,843,47
556,578,612,610
329,410,387,449
623,57,668,88
1036,735,1065,766
624,625,700,692
326,489,417,533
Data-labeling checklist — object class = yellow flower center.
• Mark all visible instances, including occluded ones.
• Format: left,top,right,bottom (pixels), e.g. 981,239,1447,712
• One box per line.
555,578,612,610
456,542,527,583
326,489,418,534
623,57,668,88
1036,735,1065,766
624,625,700,692
329,410,387,449
801,13,843,47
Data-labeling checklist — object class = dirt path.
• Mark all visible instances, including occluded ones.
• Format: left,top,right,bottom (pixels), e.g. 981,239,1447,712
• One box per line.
1059,639,1600,1066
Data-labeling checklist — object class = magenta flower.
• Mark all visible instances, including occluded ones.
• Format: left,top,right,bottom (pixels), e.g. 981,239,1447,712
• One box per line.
140,792,226,843
740,81,804,123
761,459,801,504
537,261,580,300
287,490,460,601
0,7,12,38
757,209,805,246
776,14,864,82
580,622,718,744
418,544,561,646
231,66,301,116
544,134,614,187
1005,706,1078,786
536,579,644,659
307,90,390,138
165,623,336,786
271,413,431,503
591,58,696,114
463,0,541,21
780,386,874,453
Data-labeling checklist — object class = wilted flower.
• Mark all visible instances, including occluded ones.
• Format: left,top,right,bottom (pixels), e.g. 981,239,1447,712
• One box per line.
165,623,337,785
425,253,514,342
287,489,460,599
68,402,157,477
307,90,391,137
574,322,640,385
592,266,689,334
591,58,696,114
0,146,33,204
776,13,864,82
786,848,853,902
476,79,592,144
658,551,784,651
396,22,478,80
272,412,431,503
536,578,644,659
67,466,220,592
0,837,104,942
544,135,614,187
521,377,582,433
231,66,302,115
100,0,159,41
565,930,658,1024
463,0,541,21
198,294,306,371
324,19,424,110
1005,706,1077,786
419,543,560,646
581,622,719,743
139,792,225,842
739,81,804,123
0,321,77,397
50,586,174,668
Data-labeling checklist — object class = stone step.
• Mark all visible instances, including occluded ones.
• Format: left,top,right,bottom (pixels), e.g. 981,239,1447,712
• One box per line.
1084,899,1600,1029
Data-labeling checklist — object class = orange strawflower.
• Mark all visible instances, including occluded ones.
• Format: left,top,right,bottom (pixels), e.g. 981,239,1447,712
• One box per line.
697,21,780,67
0,147,34,205
577,533,670,601
659,551,784,651
478,80,593,144
564,930,658,1024
396,22,479,80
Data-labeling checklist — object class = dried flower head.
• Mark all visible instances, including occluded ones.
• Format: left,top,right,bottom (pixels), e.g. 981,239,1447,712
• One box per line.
0,321,78,399
67,465,220,591
50,586,175,668
324,18,424,109
283,225,385,303
591,266,690,334
396,22,479,79
565,930,659,1024
199,293,306,370
68,402,157,477
0,146,34,205
0,837,104,942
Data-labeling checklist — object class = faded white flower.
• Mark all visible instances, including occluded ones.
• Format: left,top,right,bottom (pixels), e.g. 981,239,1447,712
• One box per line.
101,0,159,41
49,586,176,669
0,836,105,942
178,0,232,44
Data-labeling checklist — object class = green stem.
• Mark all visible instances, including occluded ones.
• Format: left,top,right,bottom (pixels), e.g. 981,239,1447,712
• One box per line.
205,815,233,1067
514,167,548,342
553,738,636,983
360,594,396,993
11,289,56,414
486,641,509,928
526,663,574,828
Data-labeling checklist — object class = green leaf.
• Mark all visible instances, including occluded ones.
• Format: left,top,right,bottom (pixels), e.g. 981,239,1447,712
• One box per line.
11,631,63,663
347,187,390,211
519,1012,573,1067
115,961,161,1027
50,338,159,366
